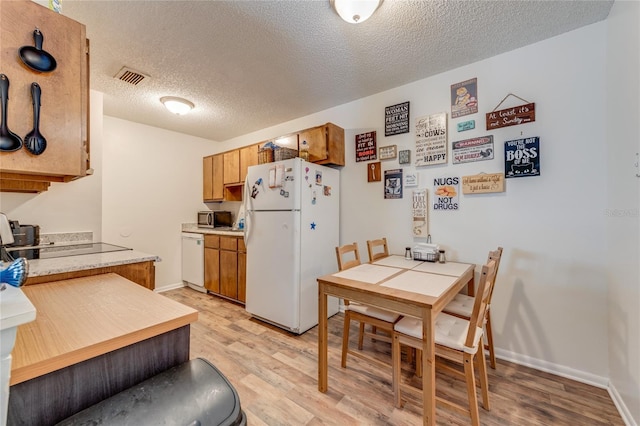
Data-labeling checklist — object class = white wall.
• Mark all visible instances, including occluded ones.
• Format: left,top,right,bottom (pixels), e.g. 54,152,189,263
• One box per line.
100,117,215,288
221,23,613,386
606,1,640,423
0,90,104,239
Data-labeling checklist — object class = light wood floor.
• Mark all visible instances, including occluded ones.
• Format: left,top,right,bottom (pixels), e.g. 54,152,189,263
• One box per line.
163,287,624,425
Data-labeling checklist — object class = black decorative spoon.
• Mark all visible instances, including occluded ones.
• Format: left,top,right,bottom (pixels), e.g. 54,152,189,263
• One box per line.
25,82,47,155
0,74,23,152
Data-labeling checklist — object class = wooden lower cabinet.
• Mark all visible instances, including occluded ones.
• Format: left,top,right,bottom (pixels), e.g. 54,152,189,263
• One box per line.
204,235,220,293
24,261,156,290
220,250,238,300
204,234,245,304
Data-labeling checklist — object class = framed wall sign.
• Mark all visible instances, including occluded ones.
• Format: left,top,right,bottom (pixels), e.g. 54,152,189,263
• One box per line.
451,78,478,118
399,149,411,164
368,161,381,182
433,176,459,210
487,103,536,130
486,94,535,130
379,145,397,160
504,137,540,178
405,172,418,187
452,135,494,164
412,189,428,237
385,101,410,136
462,173,505,194
415,112,448,166
355,131,377,162
384,169,403,199
457,120,475,132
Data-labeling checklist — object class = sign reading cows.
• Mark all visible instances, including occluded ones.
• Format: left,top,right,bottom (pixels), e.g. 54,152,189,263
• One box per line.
415,112,448,166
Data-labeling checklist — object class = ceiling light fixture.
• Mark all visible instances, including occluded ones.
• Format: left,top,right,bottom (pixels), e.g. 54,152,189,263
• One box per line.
331,0,382,24
160,96,194,115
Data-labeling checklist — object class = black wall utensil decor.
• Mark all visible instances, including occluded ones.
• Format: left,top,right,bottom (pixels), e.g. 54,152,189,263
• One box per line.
19,28,57,73
25,82,47,155
0,74,24,152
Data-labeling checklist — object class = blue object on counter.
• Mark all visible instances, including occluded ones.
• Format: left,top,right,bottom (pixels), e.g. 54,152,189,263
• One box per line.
238,218,244,230
0,257,29,287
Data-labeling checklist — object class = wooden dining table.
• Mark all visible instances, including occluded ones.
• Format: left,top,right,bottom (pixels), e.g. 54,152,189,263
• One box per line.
317,255,475,426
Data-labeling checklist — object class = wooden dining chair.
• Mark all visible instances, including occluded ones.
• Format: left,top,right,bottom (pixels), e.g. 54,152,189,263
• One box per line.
443,247,503,368
391,259,498,426
366,237,389,262
335,242,401,369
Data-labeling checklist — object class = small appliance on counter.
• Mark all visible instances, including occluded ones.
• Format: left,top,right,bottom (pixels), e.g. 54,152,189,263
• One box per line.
2,219,40,261
197,211,233,229
9,222,40,247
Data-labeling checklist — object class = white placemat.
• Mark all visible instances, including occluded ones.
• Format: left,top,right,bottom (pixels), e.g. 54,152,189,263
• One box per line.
380,271,458,297
332,264,401,284
373,255,424,270
412,261,472,277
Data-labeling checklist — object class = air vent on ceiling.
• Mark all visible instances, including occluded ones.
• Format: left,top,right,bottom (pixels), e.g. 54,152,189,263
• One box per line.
114,67,149,86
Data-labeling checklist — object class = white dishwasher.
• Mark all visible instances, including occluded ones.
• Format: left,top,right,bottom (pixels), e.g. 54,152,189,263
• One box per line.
181,232,205,293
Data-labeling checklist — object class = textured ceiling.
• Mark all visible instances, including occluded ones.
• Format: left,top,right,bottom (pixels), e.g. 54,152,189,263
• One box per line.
54,0,613,142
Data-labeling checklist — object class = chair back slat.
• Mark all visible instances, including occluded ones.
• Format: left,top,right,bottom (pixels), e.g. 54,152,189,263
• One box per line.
336,243,361,271
367,237,389,262
464,260,498,349
485,247,503,303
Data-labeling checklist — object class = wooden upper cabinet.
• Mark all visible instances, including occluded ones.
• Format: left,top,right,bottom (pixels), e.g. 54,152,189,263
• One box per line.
203,156,213,201
223,150,240,184
0,0,89,192
239,145,258,182
212,154,224,200
202,122,343,201
298,123,344,166
204,154,224,201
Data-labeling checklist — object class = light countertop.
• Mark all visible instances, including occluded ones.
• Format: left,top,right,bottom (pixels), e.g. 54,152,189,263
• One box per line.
182,223,245,237
24,250,160,278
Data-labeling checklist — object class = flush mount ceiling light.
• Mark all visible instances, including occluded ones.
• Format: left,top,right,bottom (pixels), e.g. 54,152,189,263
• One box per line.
160,96,194,115
331,0,382,24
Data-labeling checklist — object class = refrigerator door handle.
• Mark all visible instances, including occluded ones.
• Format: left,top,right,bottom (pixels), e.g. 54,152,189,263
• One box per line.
243,179,250,244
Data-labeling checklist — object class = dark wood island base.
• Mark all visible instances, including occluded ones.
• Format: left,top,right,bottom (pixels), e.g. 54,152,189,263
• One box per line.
7,274,198,425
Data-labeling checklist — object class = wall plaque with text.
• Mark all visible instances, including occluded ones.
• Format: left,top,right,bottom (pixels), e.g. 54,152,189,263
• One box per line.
385,102,410,136
486,103,535,130
355,131,377,162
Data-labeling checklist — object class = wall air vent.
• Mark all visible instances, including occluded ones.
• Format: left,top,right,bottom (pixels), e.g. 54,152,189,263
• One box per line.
114,67,149,86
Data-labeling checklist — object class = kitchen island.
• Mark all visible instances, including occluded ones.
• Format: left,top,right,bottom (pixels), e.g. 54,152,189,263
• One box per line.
7,273,198,425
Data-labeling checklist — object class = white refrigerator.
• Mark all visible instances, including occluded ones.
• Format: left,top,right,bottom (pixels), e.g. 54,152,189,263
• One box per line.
244,157,340,334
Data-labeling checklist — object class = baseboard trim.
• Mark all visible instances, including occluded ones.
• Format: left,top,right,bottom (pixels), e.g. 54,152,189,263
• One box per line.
494,347,608,388
154,282,186,293
608,382,637,426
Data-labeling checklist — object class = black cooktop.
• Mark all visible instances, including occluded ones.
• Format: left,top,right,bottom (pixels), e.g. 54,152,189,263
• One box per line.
6,242,131,260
